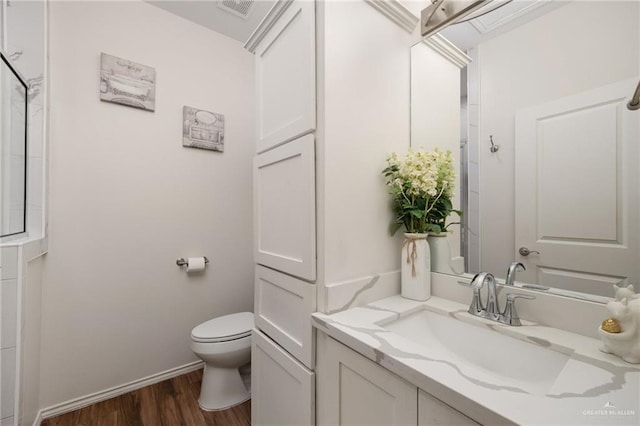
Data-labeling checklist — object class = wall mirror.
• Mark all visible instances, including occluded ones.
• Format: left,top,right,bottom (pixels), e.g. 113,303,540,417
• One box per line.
411,0,640,302
0,51,28,237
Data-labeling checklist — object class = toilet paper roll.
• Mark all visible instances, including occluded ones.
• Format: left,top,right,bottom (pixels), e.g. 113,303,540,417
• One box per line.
187,257,206,272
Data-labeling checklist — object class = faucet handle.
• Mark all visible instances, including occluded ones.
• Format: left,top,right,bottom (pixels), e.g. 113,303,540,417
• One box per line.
500,293,535,326
506,293,535,302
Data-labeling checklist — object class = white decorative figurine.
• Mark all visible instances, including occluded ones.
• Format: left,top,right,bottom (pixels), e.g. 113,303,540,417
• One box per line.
613,284,638,301
598,284,640,364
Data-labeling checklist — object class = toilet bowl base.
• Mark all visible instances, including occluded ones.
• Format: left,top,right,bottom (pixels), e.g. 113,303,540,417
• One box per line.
198,364,250,411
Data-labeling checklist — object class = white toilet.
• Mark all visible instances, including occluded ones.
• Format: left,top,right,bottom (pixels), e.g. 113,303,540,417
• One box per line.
190,312,254,411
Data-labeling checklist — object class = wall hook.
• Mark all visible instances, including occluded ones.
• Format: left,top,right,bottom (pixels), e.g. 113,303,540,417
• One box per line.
489,135,500,153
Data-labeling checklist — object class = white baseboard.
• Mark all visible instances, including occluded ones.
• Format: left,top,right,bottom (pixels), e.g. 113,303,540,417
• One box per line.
32,412,42,426
34,360,204,425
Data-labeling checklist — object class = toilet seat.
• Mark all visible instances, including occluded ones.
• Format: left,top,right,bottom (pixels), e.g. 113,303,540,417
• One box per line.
191,312,253,343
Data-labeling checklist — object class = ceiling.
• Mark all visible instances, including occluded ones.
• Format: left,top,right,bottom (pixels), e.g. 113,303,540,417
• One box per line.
149,1,564,49
405,1,565,96
438,0,568,51
147,0,276,44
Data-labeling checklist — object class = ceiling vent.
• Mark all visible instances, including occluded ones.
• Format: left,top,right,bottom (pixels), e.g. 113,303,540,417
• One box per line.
218,0,254,19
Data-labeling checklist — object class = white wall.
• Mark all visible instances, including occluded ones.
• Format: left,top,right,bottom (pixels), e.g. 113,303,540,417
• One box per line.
477,0,639,277
41,0,255,409
319,0,413,290
410,41,463,262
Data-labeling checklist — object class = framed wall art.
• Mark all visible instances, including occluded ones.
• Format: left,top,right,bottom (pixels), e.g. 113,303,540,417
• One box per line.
182,106,225,152
100,53,156,111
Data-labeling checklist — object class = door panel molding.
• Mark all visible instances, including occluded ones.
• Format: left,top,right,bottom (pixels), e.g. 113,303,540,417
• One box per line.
515,78,639,289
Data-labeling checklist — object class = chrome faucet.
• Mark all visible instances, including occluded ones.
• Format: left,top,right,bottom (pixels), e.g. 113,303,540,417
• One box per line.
468,272,500,320
505,262,525,286
468,273,486,317
463,272,535,326
483,273,501,320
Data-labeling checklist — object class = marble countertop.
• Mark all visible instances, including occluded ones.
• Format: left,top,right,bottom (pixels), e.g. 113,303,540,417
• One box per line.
312,296,640,425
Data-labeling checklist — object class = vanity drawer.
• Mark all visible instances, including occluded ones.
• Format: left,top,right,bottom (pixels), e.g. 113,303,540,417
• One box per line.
254,265,316,368
252,328,315,426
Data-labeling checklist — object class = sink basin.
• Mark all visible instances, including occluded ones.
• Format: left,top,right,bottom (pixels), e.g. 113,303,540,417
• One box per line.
383,310,571,395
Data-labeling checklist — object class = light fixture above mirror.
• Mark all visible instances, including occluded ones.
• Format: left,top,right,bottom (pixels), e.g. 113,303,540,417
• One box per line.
421,0,493,37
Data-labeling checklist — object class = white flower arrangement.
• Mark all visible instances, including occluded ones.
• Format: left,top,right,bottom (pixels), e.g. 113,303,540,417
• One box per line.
383,148,460,235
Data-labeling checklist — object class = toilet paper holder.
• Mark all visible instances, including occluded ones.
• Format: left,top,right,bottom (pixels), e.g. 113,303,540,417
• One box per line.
176,257,210,267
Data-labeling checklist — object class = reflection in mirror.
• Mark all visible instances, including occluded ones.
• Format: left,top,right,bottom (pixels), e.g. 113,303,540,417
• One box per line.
410,35,470,273
0,52,28,237
411,1,640,300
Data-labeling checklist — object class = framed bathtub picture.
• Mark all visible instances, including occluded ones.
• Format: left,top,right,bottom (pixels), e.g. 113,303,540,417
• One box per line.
182,106,225,152
99,53,156,111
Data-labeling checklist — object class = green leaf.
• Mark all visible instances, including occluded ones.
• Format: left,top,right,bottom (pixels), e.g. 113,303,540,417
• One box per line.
389,221,403,236
427,223,442,234
410,209,424,218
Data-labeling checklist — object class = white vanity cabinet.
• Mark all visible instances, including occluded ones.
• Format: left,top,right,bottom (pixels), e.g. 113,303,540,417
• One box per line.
253,134,316,281
252,134,317,424
318,335,417,426
317,334,479,426
254,265,316,368
252,329,315,426
250,1,317,422
253,0,316,153
418,390,479,426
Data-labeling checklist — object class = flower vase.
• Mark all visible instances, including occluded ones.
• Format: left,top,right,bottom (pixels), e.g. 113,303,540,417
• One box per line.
427,233,454,275
401,233,431,301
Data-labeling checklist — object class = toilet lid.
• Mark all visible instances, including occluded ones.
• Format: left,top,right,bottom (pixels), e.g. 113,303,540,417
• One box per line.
191,312,254,343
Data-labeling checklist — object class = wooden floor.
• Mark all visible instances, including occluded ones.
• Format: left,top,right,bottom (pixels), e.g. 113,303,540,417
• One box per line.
42,369,251,426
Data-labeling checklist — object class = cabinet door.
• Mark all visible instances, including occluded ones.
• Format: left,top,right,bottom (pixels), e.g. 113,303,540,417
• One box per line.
254,134,316,281
252,329,315,426
418,389,479,426
255,0,316,153
319,336,417,426
255,265,316,368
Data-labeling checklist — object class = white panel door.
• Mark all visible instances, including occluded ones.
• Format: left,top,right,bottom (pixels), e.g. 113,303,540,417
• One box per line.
254,265,316,368
418,389,478,426
515,79,639,296
319,336,417,426
254,134,316,281
255,0,315,153
252,329,315,426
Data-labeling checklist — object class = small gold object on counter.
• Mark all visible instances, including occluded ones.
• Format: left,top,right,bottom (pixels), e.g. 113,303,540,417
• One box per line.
602,318,621,333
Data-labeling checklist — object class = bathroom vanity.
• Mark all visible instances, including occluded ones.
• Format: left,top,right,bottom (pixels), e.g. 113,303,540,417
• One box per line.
247,0,640,425
313,295,640,425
